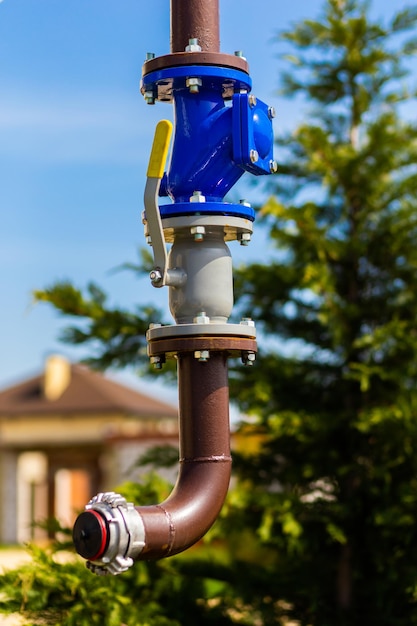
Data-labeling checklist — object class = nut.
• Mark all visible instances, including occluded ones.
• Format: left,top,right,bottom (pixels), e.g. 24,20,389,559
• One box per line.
186,38,202,52
149,269,162,284
239,232,252,246
194,350,210,362
190,225,206,242
269,160,278,173
194,312,210,324
241,351,256,366
240,317,255,327
186,77,202,93
144,90,155,105
150,356,164,370
190,191,206,203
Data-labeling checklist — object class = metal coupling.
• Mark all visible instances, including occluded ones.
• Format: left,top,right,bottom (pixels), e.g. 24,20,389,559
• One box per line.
73,492,145,575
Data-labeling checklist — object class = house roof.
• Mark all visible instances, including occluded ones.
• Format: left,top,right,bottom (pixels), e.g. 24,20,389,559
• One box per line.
0,363,177,419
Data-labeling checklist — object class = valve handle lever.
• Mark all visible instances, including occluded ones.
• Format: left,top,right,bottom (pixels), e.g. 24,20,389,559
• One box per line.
144,119,186,288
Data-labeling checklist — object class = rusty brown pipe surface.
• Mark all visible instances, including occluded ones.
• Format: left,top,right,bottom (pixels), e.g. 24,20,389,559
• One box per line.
170,0,219,53
143,0,247,81
72,351,232,569
136,351,231,559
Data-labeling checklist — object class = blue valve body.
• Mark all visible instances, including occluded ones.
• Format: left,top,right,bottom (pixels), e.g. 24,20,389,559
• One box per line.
142,63,275,221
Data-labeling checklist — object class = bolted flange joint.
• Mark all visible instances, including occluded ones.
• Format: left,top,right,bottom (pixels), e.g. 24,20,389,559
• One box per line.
73,492,145,575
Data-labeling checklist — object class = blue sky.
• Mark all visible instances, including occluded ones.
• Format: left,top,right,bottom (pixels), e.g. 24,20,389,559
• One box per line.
0,0,410,400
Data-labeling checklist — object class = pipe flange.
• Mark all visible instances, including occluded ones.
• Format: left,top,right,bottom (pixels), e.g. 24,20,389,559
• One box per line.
159,202,255,222
144,213,253,244
160,214,253,243
147,322,256,343
73,492,145,576
147,334,257,359
142,52,249,76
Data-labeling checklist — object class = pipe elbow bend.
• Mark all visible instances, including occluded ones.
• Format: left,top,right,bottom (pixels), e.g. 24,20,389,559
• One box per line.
137,455,231,559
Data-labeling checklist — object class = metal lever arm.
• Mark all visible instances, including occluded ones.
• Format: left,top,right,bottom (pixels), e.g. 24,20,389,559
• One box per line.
144,119,186,288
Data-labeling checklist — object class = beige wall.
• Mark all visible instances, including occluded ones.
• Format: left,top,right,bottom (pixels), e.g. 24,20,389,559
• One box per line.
17,452,48,543
0,412,178,544
0,451,18,544
0,413,177,447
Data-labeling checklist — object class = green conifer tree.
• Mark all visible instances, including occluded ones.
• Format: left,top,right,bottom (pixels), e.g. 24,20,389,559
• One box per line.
229,1,417,623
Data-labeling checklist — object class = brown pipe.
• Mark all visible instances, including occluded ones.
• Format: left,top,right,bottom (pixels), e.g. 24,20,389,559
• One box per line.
136,351,231,559
143,0,248,77
170,0,220,53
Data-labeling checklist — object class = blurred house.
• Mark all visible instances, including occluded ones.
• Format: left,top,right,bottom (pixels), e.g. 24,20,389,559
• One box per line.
0,355,178,544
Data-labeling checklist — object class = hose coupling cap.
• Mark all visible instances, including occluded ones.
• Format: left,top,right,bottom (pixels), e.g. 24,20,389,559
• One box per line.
73,491,145,575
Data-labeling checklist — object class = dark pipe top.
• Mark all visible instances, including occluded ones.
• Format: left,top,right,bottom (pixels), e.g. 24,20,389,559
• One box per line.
171,0,220,53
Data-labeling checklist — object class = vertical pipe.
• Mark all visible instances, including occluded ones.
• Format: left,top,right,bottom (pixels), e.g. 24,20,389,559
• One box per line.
178,351,230,461
170,0,220,53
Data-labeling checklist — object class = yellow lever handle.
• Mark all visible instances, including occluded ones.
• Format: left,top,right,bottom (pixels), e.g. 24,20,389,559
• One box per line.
147,119,173,179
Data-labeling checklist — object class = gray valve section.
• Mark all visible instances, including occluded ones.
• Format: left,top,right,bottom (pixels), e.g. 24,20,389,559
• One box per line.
168,229,233,324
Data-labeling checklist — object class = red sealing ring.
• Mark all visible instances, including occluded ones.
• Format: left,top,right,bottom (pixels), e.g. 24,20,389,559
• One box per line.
87,509,109,561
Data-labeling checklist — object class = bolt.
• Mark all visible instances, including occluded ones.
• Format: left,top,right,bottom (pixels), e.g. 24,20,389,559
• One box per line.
238,233,252,246
144,90,155,105
190,190,206,203
146,52,155,61
239,199,252,208
186,38,202,52
194,350,210,362
186,77,202,93
248,94,257,108
190,225,206,242
194,311,210,324
240,317,255,327
234,50,245,58
149,323,162,330
146,236,152,245
268,106,276,119
150,269,162,284
141,210,147,225
241,351,256,366
250,149,259,163
150,356,164,370
269,160,278,173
